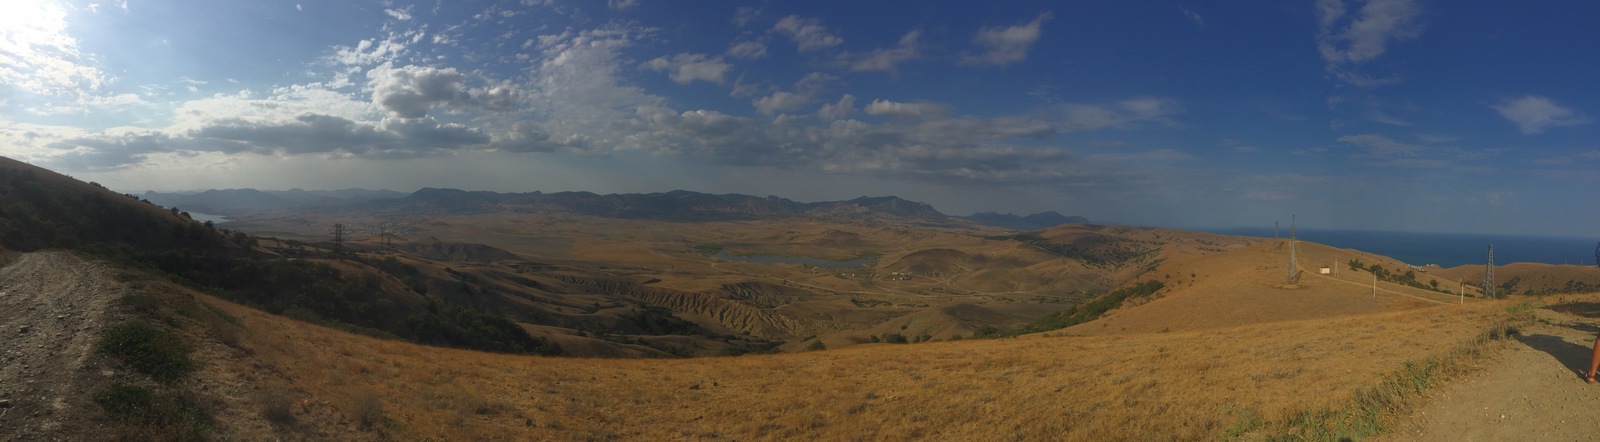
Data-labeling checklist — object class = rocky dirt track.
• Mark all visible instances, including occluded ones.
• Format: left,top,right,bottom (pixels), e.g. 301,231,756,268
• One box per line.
0,252,123,441
1387,302,1600,441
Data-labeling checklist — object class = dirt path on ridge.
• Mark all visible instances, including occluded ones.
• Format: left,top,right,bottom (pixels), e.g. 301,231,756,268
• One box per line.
1384,304,1600,441
0,252,125,441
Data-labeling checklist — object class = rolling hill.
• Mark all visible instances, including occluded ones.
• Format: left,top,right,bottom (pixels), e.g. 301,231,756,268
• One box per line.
0,154,1564,440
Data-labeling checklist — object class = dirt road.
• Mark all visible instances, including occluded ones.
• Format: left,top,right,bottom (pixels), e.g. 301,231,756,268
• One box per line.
1386,302,1600,441
0,252,123,441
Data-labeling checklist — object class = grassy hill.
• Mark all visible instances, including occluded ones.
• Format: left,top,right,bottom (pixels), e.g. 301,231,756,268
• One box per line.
0,154,1569,440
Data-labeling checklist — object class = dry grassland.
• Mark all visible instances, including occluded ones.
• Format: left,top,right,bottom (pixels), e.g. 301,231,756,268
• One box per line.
191,289,1517,441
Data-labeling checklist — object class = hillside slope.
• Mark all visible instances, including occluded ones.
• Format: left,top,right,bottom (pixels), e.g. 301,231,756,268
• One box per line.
1068,240,1467,335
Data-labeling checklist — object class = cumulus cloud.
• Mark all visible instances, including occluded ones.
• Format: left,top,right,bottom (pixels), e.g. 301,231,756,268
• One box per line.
726,40,768,59
1491,96,1591,134
864,99,953,120
643,53,733,85
817,94,856,120
773,16,844,52
752,91,811,115
845,30,923,74
367,64,473,118
960,13,1052,66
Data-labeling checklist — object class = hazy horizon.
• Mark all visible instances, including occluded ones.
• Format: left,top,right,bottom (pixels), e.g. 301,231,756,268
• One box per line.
3,0,1598,236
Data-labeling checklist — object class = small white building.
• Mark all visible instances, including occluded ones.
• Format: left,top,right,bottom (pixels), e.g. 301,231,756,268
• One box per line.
1319,266,1332,275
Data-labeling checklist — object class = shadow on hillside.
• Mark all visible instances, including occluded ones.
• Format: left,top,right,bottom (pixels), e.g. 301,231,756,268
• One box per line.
1517,334,1592,379
1557,322,1600,334
1549,302,1600,318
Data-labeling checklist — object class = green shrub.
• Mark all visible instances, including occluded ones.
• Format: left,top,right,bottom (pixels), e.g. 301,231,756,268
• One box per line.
98,322,197,384
94,383,210,441
805,340,826,351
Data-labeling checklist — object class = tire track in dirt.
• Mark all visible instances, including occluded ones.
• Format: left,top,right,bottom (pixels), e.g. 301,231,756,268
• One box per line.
0,252,125,440
1384,305,1600,441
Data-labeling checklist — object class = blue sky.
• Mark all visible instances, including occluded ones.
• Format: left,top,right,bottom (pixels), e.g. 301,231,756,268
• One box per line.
1,0,1597,236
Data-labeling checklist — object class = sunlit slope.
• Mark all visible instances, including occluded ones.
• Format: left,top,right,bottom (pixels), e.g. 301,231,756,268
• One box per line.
1068,241,1469,335
188,282,1516,441
1431,262,1600,296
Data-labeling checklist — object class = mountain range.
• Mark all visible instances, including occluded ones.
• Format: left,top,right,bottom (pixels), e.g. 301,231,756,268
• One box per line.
143,186,1087,230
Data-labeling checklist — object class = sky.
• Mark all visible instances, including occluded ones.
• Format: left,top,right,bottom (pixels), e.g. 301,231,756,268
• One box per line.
1,0,1598,236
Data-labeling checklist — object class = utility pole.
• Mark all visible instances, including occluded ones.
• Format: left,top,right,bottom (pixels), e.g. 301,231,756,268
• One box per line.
1458,279,1463,304
1372,273,1377,299
1484,243,1495,299
332,223,346,258
1286,215,1297,284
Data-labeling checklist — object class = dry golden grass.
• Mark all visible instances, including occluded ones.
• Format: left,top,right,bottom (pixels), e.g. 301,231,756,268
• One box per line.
194,288,1518,441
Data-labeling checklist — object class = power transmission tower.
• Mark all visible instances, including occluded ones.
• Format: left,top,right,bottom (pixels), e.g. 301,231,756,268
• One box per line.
332,223,346,258
1274,220,1281,250
1594,241,1599,268
1286,215,1298,284
1484,243,1495,298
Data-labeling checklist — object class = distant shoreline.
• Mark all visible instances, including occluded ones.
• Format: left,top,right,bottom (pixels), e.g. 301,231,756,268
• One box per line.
1203,228,1598,268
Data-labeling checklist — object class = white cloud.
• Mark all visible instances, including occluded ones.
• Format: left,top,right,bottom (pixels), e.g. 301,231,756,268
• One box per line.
1491,96,1592,134
846,30,922,74
733,7,762,28
773,16,843,52
384,7,413,21
726,40,768,60
1315,0,1421,86
1179,7,1204,27
752,91,811,115
817,94,855,120
607,0,640,11
960,13,1052,66
1316,0,1421,64
0,0,109,98
864,99,952,120
1059,97,1182,131
643,53,733,85
330,37,408,66
296,4,303,12
367,64,473,118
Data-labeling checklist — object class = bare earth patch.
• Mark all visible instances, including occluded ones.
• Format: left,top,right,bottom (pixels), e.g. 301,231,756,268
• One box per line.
0,252,125,440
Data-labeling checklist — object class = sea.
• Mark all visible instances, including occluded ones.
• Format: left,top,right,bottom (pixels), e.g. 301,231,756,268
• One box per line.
1204,228,1600,268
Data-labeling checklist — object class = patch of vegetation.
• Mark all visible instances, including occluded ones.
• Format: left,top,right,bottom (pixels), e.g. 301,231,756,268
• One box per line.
881,333,909,344
94,383,210,441
86,244,562,356
850,298,891,308
1348,260,1455,295
805,340,826,351
0,166,229,252
98,322,198,385
1010,281,1166,336
998,234,1161,269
